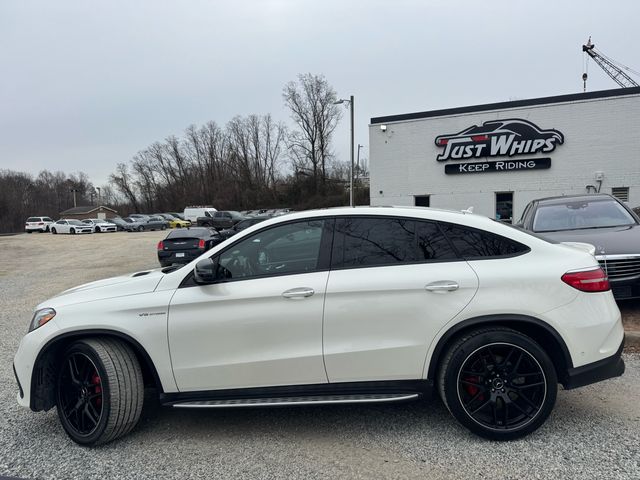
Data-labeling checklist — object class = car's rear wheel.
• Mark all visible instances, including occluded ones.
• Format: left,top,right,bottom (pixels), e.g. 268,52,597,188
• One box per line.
56,338,144,446
438,327,557,440
27,230,32,234
161,225,167,230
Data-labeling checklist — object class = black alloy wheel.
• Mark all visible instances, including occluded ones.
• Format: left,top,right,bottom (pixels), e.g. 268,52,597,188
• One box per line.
95,227,101,233
51,228,57,234
438,327,557,440
70,228,76,234
56,338,144,445
57,351,104,438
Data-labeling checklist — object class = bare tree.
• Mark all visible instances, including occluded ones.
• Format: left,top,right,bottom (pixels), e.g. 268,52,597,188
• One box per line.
282,73,342,193
110,163,140,212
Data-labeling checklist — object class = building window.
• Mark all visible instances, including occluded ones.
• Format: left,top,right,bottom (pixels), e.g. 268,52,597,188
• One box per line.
414,195,430,207
495,192,513,224
612,187,629,202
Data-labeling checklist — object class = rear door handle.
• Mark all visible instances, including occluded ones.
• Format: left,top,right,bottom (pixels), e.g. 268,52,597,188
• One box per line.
425,281,459,292
282,287,315,299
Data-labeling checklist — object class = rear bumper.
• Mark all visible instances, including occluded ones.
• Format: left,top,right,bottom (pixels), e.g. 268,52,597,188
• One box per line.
158,249,203,265
564,338,625,389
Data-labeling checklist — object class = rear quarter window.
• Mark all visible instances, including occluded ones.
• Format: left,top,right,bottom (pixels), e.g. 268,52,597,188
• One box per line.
439,222,530,259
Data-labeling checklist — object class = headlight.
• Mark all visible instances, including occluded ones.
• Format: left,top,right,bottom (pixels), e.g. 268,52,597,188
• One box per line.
29,308,56,332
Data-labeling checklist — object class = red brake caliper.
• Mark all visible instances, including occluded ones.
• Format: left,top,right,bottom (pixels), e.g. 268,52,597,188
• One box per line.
464,376,484,401
92,373,102,406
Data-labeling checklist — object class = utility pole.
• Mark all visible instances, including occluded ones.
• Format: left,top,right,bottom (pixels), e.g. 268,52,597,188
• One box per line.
333,95,356,207
349,95,354,207
70,189,78,207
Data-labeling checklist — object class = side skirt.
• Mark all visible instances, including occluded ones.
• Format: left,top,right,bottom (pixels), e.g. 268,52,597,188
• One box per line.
161,379,433,408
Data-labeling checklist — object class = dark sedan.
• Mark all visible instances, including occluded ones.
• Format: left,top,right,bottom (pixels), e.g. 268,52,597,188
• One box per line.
518,193,640,299
157,227,222,267
216,215,271,241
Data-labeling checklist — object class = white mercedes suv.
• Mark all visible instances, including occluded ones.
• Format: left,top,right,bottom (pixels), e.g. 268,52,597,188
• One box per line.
13,207,625,445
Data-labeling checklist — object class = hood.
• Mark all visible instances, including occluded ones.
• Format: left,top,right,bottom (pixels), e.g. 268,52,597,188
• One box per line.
41,269,165,309
538,224,640,256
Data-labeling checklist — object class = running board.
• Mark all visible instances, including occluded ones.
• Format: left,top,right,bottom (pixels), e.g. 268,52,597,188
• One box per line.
172,393,420,408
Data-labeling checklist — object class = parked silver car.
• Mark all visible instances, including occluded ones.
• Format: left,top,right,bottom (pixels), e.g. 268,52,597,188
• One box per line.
122,216,168,232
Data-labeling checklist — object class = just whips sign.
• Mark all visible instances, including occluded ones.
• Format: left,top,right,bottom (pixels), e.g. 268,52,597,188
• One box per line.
434,119,564,174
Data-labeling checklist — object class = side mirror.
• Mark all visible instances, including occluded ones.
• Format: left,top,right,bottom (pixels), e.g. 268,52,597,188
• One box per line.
194,257,219,285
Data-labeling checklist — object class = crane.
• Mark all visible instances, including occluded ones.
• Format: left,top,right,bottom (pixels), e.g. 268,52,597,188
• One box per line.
582,37,639,91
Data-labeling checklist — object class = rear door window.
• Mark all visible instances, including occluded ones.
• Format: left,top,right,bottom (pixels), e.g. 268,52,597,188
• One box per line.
331,217,419,268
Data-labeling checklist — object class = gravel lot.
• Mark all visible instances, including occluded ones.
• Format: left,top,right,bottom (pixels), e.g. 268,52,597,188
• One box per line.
1,232,639,479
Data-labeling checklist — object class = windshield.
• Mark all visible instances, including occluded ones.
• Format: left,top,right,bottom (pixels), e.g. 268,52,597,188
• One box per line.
533,199,636,232
68,220,85,226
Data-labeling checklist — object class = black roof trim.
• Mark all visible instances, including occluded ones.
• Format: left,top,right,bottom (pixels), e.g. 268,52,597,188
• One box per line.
370,87,640,125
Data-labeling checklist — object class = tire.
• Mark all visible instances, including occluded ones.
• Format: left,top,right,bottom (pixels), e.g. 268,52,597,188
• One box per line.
56,338,144,446
95,227,101,233
437,327,557,441
51,228,57,234
70,228,76,235
27,230,32,234
161,225,167,230
138,226,144,232
45,226,50,232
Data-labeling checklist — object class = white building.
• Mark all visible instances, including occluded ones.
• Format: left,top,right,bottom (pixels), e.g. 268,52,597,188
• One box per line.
369,87,640,222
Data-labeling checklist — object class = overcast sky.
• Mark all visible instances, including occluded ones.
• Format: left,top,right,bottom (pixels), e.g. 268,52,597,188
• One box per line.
1,0,638,186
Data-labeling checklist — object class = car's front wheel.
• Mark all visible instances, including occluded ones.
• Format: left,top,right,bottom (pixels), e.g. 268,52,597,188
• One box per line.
438,327,557,440
70,228,76,235
51,228,57,234
138,226,144,232
56,338,144,446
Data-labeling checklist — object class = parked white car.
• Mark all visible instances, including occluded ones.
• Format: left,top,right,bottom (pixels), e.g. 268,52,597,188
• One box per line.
50,219,93,235
81,218,117,233
14,207,625,445
25,216,54,233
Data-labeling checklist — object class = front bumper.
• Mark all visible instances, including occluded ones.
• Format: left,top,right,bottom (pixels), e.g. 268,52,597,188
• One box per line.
564,338,625,389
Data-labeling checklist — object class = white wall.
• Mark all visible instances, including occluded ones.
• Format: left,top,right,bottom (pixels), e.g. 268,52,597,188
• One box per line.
369,92,640,220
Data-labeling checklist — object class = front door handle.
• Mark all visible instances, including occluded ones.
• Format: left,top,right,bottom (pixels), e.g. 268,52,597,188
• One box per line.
282,287,315,299
425,281,459,292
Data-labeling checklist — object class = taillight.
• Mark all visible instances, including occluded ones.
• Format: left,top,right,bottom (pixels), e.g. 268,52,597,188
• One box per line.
198,239,206,249
157,241,164,250
561,267,610,292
